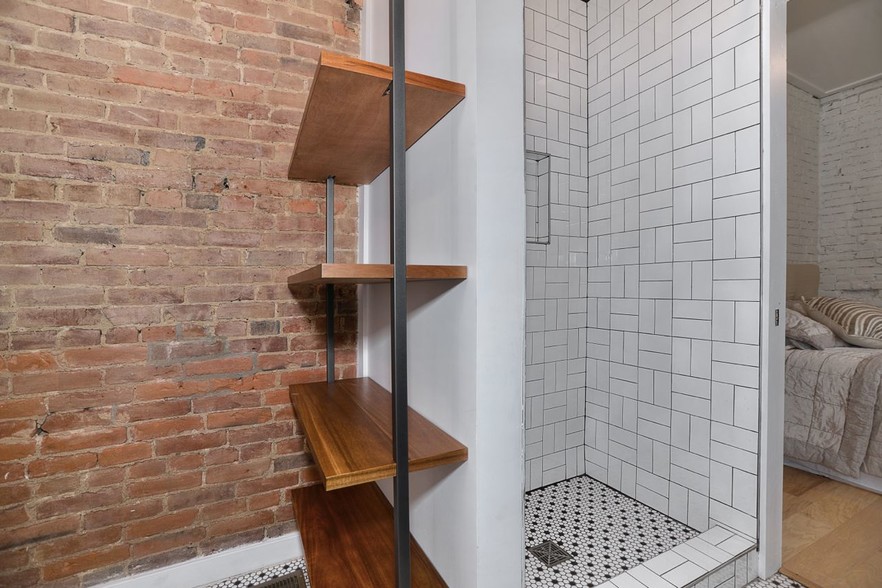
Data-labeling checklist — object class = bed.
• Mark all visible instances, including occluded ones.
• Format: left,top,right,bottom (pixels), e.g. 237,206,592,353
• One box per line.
784,264,882,493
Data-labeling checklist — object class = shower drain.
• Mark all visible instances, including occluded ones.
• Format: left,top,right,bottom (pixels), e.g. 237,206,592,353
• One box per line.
252,570,307,588
527,540,574,567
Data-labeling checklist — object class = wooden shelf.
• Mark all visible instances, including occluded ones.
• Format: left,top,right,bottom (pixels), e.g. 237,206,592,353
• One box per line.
293,482,447,587
288,51,466,185
291,377,467,491
288,263,467,286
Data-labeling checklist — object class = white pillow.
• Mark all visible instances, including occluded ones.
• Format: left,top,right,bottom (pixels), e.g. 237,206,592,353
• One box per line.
785,305,848,350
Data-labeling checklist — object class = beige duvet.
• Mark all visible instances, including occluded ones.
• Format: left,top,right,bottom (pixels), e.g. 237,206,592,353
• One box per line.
784,347,882,478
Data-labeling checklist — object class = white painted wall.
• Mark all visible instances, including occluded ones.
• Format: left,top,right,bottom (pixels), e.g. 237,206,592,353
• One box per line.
360,1,525,586
758,0,787,578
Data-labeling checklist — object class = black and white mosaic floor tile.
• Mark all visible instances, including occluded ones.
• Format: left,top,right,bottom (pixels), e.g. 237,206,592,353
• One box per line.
204,559,309,588
524,475,699,588
746,573,806,588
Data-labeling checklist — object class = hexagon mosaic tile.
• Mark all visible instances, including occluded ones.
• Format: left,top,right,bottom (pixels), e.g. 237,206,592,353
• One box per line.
745,573,806,588
203,560,309,588
206,522,803,588
525,475,699,588
206,473,804,588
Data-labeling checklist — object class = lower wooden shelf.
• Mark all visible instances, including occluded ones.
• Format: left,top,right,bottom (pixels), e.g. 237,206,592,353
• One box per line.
293,482,448,587
291,377,468,490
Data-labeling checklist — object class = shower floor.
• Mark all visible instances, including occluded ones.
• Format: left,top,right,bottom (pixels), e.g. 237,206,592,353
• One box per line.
524,475,698,588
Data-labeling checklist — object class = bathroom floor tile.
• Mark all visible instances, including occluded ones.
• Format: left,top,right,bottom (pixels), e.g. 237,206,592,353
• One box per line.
203,559,309,588
524,475,698,588
746,572,807,588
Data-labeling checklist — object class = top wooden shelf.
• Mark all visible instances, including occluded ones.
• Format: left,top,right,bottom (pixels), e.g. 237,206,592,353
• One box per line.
288,51,466,186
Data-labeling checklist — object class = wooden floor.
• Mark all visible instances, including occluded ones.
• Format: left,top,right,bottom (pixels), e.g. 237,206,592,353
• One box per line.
782,466,882,588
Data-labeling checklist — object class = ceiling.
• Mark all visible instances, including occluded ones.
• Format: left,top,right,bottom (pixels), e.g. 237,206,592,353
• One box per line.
788,0,882,97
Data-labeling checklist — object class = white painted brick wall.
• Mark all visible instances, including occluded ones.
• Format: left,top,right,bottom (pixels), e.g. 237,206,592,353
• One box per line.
786,83,819,264
817,78,882,303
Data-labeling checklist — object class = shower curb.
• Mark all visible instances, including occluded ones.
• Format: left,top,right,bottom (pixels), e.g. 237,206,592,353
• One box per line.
597,526,758,588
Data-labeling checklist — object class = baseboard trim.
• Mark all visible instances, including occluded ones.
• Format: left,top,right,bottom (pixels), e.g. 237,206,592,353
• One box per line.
785,458,882,494
99,532,303,588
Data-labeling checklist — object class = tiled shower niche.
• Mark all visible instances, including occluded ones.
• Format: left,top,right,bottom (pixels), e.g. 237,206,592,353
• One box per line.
526,151,552,244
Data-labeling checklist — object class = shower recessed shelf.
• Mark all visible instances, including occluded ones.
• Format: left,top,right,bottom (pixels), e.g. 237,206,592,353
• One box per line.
293,482,446,587
288,263,467,285
291,377,468,491
288,51,466,186
525,151,551,245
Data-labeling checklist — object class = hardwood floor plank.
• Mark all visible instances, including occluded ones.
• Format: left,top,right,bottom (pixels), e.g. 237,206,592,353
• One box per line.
784,501,882,588
783,466,826,497
781,512,834,562
782,466,882,588
796,479,880,528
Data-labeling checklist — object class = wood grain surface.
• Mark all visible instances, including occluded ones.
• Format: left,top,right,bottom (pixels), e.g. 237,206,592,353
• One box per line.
293,482,448,587
291,377,467,490
781,466,882,588
287,263,468,285
288,51,466,185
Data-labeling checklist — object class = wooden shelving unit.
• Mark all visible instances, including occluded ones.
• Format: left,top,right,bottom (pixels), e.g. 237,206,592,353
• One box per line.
292,377,467,490
288,263,467,285
293,483,446,587
283,44,466,587
288,51,466,186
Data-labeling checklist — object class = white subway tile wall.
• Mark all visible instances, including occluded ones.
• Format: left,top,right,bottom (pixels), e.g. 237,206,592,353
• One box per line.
582,0,762,535
524,0,591,490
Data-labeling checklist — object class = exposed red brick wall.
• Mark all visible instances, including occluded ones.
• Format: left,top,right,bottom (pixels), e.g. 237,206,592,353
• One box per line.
0,1,360,585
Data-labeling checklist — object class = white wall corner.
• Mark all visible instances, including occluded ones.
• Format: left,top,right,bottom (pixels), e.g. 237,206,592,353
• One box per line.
758,0,788,578
474,0,527,584
356,1,525,586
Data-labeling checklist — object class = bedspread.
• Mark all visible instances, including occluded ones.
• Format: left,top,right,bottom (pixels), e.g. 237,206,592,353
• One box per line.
784,347,882,477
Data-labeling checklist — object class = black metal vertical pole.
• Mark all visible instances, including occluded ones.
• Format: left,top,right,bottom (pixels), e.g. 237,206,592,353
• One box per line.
325,176,335,384
389,0,411,585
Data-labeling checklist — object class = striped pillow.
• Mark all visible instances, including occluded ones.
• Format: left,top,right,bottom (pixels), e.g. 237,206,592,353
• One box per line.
804,297,882,349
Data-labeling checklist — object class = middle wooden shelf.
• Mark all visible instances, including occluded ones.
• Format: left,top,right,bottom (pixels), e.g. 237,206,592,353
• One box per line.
288,263,467,285
291,377,468,491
